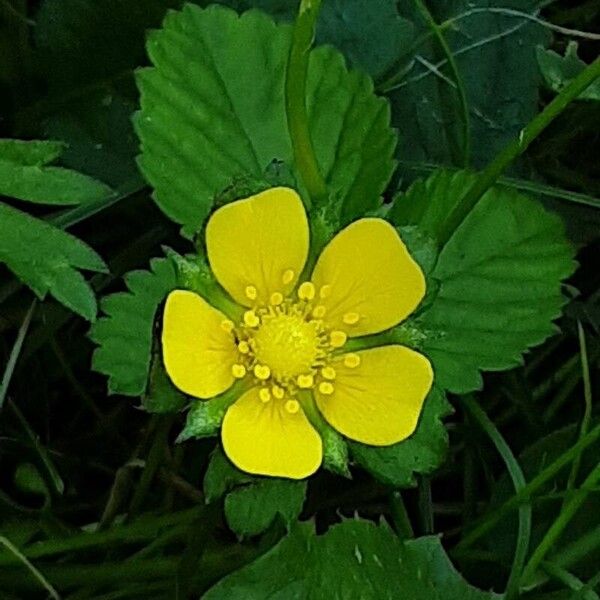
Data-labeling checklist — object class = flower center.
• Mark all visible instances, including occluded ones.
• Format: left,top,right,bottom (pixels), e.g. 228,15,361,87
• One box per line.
227,278,359,406
252,313,321,379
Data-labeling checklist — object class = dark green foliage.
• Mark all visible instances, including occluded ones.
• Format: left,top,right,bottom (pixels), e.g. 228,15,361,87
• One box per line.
390,0,549,170
0,0,598,598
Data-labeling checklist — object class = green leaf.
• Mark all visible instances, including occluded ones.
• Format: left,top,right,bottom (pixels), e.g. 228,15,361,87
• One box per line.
225,479,307,538
202,448,307,537
14,463,50,501
204,519,501,599
89,257,178,395
0,139,65,166
396,170,576,394
203,447,253,503
537,42,600,101
390,1,549,170
0,138,115,205
316,0,414,79
0,202,107,320
135,4,395,235
390,170,468,243
351,387,452,487
307,46,397,223
220,0,414,79
0,159,115,206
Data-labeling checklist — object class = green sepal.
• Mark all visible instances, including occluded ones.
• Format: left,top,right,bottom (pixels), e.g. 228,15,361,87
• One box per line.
344,322,427,354
164,248,241,320
212,161,298,210
176,383,246,443
300,393,350,478
304,204,338,275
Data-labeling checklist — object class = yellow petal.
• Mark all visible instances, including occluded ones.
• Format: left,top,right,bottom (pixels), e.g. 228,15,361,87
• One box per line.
315,346,433,446
311,219,425,337
206,187,309,306
222,387,322,479
162,290,238,399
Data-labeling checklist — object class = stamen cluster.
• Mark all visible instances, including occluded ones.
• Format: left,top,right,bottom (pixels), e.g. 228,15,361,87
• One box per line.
223,270,361,413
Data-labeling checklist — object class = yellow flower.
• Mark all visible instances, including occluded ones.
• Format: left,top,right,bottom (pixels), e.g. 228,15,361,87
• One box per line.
162,188,433,479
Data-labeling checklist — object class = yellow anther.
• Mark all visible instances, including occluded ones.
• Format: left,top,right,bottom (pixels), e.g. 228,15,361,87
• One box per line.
319,382,335,395
245,285,258,301
312,305,326,318
329,330,347,348
282,269,295,285
254,364,271,380
342,311,360,325
297,373,314,389
284,399,300,414
237,340,250,354
343,353,361,368
321,366,336,380
270,292,284,306
243,310,260,327
319,284,332,299
259,388,271,403
272,384,285,399
220,319,234,333
298,281,316,301
231,364,247,379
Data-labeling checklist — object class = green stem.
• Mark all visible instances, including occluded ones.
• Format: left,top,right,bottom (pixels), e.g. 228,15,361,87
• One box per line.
0,299,36,412
461,396,530,600
455,422,600,552
437,56,600,247
285,0,327,206
127,415,173,519
555,525,600,573
0,544,258,593
564,322,593,497
389,491,414,539
541,561,600,600
0,509,201,567
521,461,600,587
418,477,434,534
0,536,60,600
413,0,471,167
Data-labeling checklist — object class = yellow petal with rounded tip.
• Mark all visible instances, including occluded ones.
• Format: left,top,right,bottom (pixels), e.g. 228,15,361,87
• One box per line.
222,387,322,479
206,187,309,306
315,346,433,446
311,219,425,337
162,290,238,399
